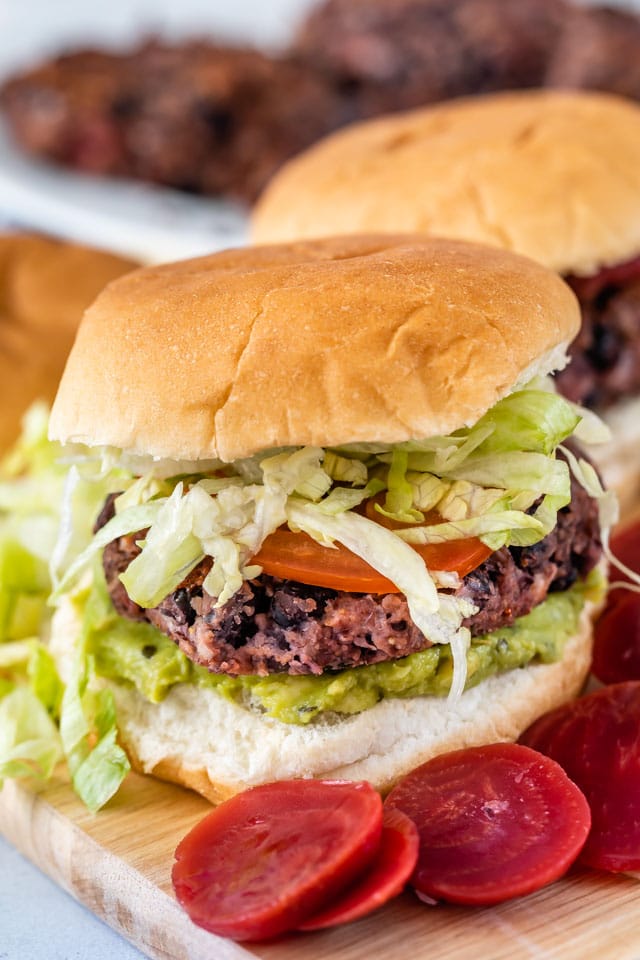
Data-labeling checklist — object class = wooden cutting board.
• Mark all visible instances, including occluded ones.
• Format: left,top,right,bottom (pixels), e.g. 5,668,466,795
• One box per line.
1,770,640,960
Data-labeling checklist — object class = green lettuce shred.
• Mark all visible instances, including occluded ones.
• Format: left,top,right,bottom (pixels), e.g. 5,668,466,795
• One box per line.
59,644,130,813
0,406,129,809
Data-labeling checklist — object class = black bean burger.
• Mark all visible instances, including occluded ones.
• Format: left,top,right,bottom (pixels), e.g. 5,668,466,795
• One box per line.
48,235,606,802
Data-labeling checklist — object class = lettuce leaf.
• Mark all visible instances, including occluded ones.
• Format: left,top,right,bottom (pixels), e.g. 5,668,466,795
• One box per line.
0,404,67,642
0,406,129,809
59,645,130,813
0,687,62,785
0,638,64,786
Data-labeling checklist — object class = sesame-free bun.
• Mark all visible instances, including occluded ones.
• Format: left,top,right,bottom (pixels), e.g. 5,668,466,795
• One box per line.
252,91,640,278
49,235,579,463
51,586,600,804
0,233,137,451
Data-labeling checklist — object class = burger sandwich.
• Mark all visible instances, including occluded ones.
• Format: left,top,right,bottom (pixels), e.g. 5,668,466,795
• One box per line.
252,91,640,513
47,235,607,804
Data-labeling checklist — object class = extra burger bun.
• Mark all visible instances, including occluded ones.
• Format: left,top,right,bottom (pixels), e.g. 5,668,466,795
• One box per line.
52,587,601,803
49,235,579,462
0,233,137,451
252,91,640,278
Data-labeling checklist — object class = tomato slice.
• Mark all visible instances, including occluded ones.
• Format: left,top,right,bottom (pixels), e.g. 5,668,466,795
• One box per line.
172,779,383,941
252,515,491,594
298,808,418,931
520,682,640,872
566,254,640,301
385,743,591,905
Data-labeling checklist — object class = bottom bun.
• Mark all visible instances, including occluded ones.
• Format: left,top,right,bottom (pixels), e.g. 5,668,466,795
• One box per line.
97,594,598,805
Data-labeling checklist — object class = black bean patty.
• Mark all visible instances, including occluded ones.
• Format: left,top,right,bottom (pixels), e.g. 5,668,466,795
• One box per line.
96,467,601,677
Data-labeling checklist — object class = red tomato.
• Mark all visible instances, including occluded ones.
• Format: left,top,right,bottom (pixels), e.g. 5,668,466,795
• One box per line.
298,808,418,931
567,255,640,301
385,743,590,905
592,592,640,684
172,779,382,941
520,682,640,871
252,528,491,593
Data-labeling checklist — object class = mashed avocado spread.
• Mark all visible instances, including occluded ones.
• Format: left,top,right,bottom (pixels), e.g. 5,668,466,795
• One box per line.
81,569,604,725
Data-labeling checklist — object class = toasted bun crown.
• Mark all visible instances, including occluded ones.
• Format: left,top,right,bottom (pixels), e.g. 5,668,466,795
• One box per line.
49,235,579,463
252,91,640,277
0,233,136,451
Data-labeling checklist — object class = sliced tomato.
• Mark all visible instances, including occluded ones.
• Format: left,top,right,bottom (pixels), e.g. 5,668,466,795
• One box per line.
520,683,640,872
385,743,591,905
298,808,418,931
566,255,640,301
252,513,491,593
172,779,382,941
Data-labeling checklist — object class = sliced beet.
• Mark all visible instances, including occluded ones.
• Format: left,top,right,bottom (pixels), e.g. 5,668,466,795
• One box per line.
607,517,640,608
520,682,640,871
593,592,640,684
385,742,590,905
172,779,382,941
298,807,418,931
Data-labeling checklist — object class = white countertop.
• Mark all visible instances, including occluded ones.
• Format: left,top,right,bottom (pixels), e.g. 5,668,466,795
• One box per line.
0,834,146,959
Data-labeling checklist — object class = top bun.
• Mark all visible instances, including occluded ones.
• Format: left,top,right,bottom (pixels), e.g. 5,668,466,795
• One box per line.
0,233,137,451
49,235,579,463
252,91,640,277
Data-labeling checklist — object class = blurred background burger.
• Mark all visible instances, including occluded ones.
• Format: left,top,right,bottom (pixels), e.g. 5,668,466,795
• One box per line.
252,90,640,514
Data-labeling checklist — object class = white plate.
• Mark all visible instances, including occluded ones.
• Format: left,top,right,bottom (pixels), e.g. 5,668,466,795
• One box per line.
0,121,249,263
0,0,319,261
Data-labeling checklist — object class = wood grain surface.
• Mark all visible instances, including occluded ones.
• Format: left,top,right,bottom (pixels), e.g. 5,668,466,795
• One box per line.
1,770,640,960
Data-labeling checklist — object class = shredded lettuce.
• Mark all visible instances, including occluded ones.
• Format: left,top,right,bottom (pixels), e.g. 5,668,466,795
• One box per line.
0,406,129,810
0,687,62,785
0,404,67,641
48,382,604,716
59,643,130,813
380,448,424,523
117,447,332,609
0,637,64,787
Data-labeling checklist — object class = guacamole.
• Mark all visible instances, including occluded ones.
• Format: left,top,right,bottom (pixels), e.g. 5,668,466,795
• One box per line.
82,568,605,725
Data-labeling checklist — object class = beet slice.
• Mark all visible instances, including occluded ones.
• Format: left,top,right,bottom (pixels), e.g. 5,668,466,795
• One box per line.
593,592,640,684
172,779,382,941
520,682,640,871
298,807,418,931
385,742,590,905
607,517,640,609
